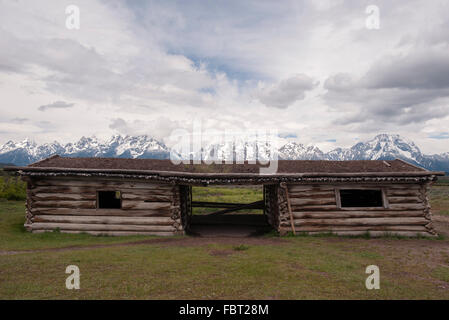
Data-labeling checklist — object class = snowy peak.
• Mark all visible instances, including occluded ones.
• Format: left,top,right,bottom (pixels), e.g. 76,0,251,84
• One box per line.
278,141,324,160
347,134,422,161
113,135,169,158
323,134,427,166
176,139,280,162
0,133,448,172
0,138,38,154
0,135,171,165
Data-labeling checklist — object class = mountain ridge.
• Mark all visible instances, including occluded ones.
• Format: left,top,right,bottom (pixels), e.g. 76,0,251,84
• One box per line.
0,134,448,172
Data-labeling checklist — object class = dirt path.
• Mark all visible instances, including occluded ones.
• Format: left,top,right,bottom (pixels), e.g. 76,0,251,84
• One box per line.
0,236,288,255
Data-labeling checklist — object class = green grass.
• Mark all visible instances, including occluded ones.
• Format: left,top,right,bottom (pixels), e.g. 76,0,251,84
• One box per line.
429,184,449,216
434,176,449,186
0,229,448,299
192,186,263,215
0,200,155,251
0,184,448,299
233,244,250,251
432,266,449,282
0,173,26,201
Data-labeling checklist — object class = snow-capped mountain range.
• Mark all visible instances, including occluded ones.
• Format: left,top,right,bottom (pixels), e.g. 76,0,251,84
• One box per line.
0,134,448,172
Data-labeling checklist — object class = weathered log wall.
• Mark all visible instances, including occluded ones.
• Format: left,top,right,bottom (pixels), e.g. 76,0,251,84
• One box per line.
278,183,436,237
22,176,437,238
24,177,183,236
179,185,192,231
263,185,279,229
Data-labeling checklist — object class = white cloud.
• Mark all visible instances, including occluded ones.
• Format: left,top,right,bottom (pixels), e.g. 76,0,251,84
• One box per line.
0,0,448,154
256,74,317,108
38,101,74,111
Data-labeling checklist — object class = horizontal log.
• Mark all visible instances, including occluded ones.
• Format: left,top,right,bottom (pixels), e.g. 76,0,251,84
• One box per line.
381,184,422,189
288,185,335,192
289,198,336,206
31,193,97,201
118,188,174,196
32,230,177,236
31,186,174,196
205,200,265,215
292,211,425,219
31,222,176,232
287,184,422,193
292,204,425,211
387,196,422,204
121,193,172,202
31,186,97,194
32,200,96,209
33,215,175,225
281,225,428,232
191,201,264,209
290,217,428,226
291,205,338,211
387,203,425,210
329,231,435,237
278,229,435,237
30,208,172,217
386,190,421,197
121,201,172,210
33,179,174,190
287,191,336,198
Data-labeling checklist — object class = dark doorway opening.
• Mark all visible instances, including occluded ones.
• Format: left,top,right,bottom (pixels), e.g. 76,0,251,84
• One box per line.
186,185,272,237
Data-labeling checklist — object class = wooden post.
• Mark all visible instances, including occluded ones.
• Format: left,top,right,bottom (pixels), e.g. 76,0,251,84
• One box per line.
280,182,296,235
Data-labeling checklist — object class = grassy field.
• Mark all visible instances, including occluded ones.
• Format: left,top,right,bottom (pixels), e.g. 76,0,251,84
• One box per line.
192,186,263,214
430,177,449,216
0,173,26,201
0,183,448,299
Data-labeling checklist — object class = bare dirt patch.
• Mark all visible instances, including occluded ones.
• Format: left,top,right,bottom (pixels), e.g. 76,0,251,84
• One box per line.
0,235,289,255
209,249,235,257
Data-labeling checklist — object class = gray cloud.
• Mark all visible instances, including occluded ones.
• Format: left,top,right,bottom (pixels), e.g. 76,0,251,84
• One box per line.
109,117,181,141
38,101,74,112
428,132,449,140
324,47,449,127
109,118,128,132
257,74,317,109
1,0,449,154
363,51,449,90
10,118,29,124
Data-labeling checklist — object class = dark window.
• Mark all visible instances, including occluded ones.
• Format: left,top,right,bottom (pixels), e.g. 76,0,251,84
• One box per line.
97,191,121,209
339,189,383,208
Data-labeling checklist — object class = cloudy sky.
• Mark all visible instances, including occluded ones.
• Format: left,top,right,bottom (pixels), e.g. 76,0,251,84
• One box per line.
0,0,449,153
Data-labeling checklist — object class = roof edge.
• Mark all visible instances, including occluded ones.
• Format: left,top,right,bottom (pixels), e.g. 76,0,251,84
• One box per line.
6,165,445,177
28,154,61,167
394,158,429,171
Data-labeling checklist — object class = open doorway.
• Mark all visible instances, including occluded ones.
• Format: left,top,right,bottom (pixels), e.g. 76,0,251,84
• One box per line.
187,185,272,237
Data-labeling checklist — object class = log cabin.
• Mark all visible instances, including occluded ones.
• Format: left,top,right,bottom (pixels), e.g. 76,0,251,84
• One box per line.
5,155,445,237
